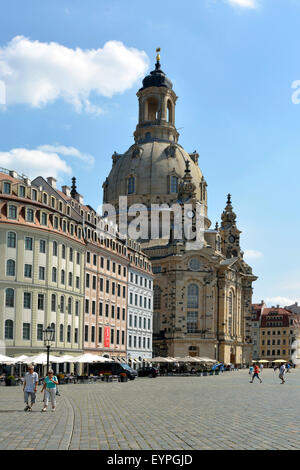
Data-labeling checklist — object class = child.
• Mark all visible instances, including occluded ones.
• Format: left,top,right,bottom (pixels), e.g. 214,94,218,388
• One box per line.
41,369,58,412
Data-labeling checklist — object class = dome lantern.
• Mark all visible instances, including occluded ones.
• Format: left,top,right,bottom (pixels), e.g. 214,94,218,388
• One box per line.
134,48,179,144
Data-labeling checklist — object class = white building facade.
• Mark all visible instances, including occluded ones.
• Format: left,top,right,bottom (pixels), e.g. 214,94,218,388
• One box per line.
127,249,153,368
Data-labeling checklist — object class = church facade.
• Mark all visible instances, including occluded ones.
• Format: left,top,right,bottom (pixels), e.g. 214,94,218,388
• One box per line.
103,52,257,365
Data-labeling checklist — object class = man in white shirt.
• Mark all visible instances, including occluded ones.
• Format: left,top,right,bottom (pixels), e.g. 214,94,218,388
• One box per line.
23,365,39,411
279,363,286,384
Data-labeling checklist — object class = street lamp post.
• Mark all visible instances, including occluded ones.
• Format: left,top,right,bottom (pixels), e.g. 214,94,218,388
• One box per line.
43,326,55,374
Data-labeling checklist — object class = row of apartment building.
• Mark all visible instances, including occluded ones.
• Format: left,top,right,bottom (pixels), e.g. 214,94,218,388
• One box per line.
251,301,300,362
0,169,153,368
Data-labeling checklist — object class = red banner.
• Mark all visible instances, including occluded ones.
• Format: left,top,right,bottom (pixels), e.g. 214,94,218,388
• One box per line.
104,326,110,348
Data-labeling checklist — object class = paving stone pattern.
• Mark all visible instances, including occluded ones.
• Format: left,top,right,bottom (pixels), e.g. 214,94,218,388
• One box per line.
0,369,299,450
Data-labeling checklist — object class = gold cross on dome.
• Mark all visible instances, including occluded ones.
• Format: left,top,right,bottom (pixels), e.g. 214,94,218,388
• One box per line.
156,47,161,62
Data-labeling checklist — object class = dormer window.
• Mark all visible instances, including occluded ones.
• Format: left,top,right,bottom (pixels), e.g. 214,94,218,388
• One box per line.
19,186,25,198
59,201,63,212
51,197,56,208
43,193,48,205
31,189,37,201
3,182,11,194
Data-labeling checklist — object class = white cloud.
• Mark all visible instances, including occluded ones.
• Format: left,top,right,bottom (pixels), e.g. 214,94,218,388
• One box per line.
226,0,258,8
0,36,149,113
0,148,72,179
265,297,299,308
244,249,263,259
37,145,95,165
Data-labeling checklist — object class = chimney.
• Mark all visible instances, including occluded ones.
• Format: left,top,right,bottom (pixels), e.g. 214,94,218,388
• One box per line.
276,304,280,309
9,170,17,178
61,185,70,197
47,177,57,188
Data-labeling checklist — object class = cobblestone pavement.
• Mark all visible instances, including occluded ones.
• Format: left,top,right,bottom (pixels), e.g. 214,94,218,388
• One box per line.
0,369,300,450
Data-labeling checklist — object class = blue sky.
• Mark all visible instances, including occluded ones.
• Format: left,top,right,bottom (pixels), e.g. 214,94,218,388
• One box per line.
1,0,300,306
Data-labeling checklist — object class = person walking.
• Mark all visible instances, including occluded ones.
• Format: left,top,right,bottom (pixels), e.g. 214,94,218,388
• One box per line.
259,363,264,373
41,369,58,412
23,364,39,411
250,364,262,383
279,363,286,384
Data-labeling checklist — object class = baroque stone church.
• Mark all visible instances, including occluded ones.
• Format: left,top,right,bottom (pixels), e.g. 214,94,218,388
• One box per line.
103,51,257,365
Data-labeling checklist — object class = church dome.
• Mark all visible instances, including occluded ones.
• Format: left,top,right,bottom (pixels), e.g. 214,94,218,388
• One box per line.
140,61,173,92
103,141,203,205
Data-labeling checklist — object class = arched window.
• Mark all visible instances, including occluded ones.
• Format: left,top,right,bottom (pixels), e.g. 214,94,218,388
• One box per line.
228,291,233,336
51,323,56,341
154,286,162,310
170,176,178,193
60,296,65,313
67,325,71,343
146,97,159,121
60,324,64,342
51,294,56,312
68,272,73,287
68,297,72,314
53,241,58,256
7,231,16,248
167,99,173,123
52,267,57,283
5,288,14,307
6,259,16,276
128,177,135,195
5,319,13,339
61,269,65,284
187,284,199,309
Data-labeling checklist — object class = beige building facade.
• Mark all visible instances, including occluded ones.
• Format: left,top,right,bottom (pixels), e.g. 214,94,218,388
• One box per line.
0,170,85,359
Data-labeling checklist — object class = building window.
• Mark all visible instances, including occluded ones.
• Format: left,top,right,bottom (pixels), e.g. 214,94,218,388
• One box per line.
99,302,103,316
75,328,78,343
25,237,33,250
26,208,34,222
68,297,72,314
91,326,95,343
77,252,80,264
5,288,14,307
60,296,65,313
61,270,65,284
39,240,46,253
128,177,135,194
68,272,73,287
85,299,89,314
38,294,44,310
5,320,13,340
53,241,58,256
111,328,114,344
52,267,57,283
41,213,47,226
6,259,15,276
92,301,96,315
37,324,43,341
93,276,96,290
187,284,199,309
19,185,25,197
228,291,233,336
67,326,71,343
23,292,31,309
69,248,73,262
187,311,198,333
31,189,37,201
7,232,16,248
24,264,32,278
62,245,66,259
76,276,80,289
23,323,30,340
3,182,11,194
39,266,45,280
75,301,79,316
60,325,64,342
154,286,161,310
51,294,56,312
170,176,178,193
122,308,125,321
85,325,89,342
99,327,102,343
105,304,109,317
8,205,17,219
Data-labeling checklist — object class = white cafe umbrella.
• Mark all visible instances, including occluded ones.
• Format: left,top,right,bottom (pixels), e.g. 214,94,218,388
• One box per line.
150,356,173,363
0,354,15,364
73,353,112,363
24,353,61,364
11,355,30,363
